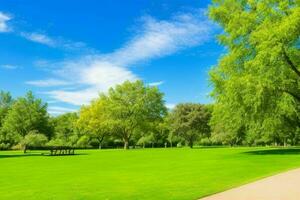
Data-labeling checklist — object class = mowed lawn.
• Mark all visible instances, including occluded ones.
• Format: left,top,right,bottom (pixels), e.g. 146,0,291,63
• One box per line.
1,147,300,200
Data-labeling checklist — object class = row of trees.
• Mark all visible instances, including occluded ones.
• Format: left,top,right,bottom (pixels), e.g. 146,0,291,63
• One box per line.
0,81,212,150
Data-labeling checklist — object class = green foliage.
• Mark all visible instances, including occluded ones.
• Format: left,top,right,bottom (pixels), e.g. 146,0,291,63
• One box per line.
76,135,91,148
209,0,300,145
50,112,79,146
78,99,111,149
0,91,13,127
1,91,51,146
0,91,13,146
20,130,48,149
169,103,211,148
100,80,167,149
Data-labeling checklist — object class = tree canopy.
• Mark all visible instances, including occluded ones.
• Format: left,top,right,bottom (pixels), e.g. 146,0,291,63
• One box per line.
78,99,111,149
1,91,52,146
169,103,211,148
209,0,300,145
101,80,167,149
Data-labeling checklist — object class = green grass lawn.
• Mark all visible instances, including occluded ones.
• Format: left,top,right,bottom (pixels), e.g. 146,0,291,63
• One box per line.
1,147,300,200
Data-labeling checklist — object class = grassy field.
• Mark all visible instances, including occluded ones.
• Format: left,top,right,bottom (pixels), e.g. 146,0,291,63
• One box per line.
1,147,300,200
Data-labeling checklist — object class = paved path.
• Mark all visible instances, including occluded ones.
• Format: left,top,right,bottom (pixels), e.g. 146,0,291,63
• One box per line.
200,168,300,200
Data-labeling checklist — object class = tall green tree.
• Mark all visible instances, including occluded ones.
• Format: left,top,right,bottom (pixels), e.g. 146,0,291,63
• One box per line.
209,0,300,145
77,99,111,149
2,91,52,145
169,104,211,148
102,80,167,149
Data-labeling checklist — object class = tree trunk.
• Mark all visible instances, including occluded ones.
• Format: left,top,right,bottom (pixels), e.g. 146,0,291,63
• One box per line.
189,140,193,148
23,145,27,154
97,135,104,150
124,139,129,150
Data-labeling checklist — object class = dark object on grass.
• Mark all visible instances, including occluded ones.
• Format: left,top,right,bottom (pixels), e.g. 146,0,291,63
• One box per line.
25,146,76,156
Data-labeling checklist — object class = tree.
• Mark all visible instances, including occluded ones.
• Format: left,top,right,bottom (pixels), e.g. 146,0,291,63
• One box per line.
102,80,167,149
2,91,52,146
209,0,300,145
169,104,211,148
21,130,48,153
0,91,13,127
0,91,13,146
77,99,111,149
50,112,79,146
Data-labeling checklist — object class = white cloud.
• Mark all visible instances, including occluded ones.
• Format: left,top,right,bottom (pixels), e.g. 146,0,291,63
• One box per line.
48,106,77,112
1,64,18,70
20,32,89,51
108,12,213,65
149,81,164,87
46,61,138,105
33,10,215,105
21,32,56,46
166,103,176,110
0,12,11,32
47,88,100,106
48,106,77,116
26,79,71,87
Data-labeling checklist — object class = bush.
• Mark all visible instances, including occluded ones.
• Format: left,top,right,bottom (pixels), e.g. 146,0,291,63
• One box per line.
21,131,48,149
199,138,212,146
46,138,65,146
0,142,11,150
76,135,91,148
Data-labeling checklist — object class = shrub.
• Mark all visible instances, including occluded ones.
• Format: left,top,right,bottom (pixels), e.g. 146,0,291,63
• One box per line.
21,130,48,151
0,142,10,150
76,135,91,148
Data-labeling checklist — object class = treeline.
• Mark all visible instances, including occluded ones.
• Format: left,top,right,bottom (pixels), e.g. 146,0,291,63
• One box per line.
0,81,212,150
0,78,299,151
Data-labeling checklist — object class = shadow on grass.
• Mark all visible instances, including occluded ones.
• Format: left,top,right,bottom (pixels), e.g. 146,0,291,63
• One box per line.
0,152,88,159
244,148,300,155
194,146,230,149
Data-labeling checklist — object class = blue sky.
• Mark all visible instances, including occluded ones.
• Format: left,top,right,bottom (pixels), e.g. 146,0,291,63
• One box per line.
0,0,223,115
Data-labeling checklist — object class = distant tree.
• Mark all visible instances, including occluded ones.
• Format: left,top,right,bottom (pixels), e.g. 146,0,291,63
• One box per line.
21,130,48,153
51,112,79,146
169,104,211,148
0,91,13,145
77,99,111,149
0,91,13,127
102,80,167,149
2,91,51,146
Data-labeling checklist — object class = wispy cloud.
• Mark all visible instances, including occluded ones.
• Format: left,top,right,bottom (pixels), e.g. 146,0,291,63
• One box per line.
48,106,77,115
20,32,56,46
20,32,89,51
26,78,71,87
0,64,18,70
108,12,212,65
0,12,11,32
149,81,164,87
30,10,216,105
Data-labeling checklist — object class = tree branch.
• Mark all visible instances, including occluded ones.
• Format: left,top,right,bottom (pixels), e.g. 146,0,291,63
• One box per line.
283,48,300,78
